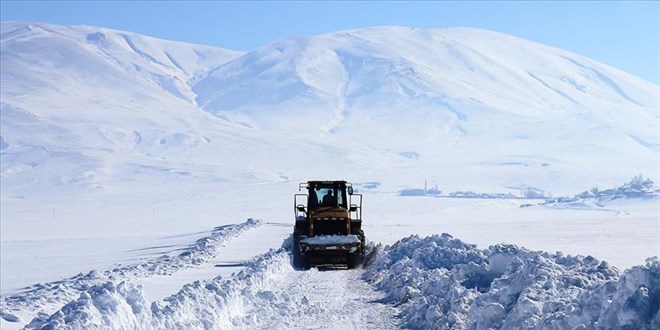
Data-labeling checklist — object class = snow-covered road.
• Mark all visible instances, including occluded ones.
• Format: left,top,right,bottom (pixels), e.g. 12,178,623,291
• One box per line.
2,206,659,329
136,221,399,329
1,195,658,329
259,267,399,330
1,220,400,329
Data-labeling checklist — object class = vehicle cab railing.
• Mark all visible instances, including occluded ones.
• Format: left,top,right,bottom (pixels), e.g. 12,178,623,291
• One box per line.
294,181,362,222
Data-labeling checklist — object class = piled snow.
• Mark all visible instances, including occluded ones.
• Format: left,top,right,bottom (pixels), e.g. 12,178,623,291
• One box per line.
18,231,658,329
365,234,660,329
23,250,295,329
598,259,660,329
1,219,261,326
23,246,397,329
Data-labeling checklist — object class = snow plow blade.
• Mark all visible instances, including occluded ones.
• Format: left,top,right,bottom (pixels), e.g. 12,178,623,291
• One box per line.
298,235,363,267
299,235,362,252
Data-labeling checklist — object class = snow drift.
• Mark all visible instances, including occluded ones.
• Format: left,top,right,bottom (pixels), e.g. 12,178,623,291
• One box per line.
22,241,394,330
1,219,261,325
23,250,296,330
366,234,660,329
16,233,659,329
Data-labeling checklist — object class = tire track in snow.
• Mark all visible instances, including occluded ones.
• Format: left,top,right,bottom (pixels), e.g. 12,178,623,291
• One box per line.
278,268,400,330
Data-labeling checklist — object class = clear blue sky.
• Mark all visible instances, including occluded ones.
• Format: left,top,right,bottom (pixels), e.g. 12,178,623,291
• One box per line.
2,1,659,84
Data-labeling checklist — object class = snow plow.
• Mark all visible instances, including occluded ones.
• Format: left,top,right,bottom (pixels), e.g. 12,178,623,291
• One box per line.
292,180,365,269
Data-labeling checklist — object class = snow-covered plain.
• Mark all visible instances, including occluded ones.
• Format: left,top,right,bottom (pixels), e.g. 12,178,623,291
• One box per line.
1,21,659,329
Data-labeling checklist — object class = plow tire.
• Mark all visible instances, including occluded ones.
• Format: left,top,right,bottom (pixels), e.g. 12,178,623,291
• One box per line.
292,233,310,270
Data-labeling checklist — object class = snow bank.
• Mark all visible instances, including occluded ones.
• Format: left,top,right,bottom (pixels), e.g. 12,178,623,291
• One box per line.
20,237,397,330
1,219,261,324
14,231,660,329
598,259,660,329
365,234,660,329
23,246,339,330
23,249,290,329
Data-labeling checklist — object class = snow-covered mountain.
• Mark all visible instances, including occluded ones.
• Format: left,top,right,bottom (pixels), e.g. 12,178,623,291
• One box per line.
1,22,242,105
197,26,657,123
195,25,660,195
1,22,659,330
2,22,657,200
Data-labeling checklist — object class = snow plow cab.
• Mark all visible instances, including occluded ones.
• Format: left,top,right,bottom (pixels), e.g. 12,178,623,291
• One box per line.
292,180,365,269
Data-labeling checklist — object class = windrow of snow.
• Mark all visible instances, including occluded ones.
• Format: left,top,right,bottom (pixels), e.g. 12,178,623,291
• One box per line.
365,234,660,329
21,237,398,330
10,231,659,329
1,219,261,325
22,249,294,329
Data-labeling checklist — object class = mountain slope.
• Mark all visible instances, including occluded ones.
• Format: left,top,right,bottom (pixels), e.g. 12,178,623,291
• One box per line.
1,22,243,106
1,22,658,196
195,26,657,124
192,26,658,193
1,22,247,198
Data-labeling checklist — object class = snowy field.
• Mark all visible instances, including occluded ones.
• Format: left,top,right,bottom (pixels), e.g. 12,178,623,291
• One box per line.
1,22,659,329
2,184,658,329
3,182,657,294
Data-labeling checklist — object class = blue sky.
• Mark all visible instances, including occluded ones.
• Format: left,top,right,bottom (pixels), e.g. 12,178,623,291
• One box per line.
2,1,659,84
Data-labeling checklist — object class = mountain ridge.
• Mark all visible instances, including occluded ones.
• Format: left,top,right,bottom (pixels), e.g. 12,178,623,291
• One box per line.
1,21,658,197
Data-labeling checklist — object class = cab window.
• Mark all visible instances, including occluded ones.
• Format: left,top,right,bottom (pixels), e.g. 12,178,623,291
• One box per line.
312,185,346,208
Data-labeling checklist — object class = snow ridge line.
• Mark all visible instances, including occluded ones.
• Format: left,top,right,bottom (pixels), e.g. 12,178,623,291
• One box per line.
23,248,303,329
1,219,262,323
365,234,660,329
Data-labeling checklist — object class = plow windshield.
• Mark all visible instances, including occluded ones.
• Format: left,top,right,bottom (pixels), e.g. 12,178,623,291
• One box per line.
309,184,347,209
